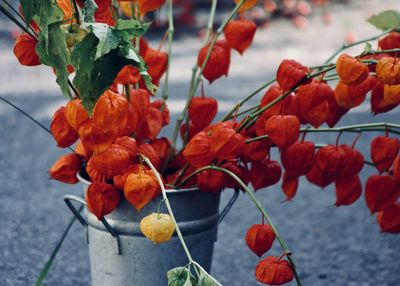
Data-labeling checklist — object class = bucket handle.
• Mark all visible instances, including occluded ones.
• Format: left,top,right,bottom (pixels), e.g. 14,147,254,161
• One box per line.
218,188,240,224
63,195,122,255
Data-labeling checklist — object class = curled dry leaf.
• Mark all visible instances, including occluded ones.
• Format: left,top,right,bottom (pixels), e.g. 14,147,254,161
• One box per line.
49,153,81,184
255,256,294,285
246,224,276,257
140,213,175,244
85,181,120,219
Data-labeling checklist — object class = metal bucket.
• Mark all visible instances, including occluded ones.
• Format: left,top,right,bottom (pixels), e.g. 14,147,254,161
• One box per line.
64,174,239,286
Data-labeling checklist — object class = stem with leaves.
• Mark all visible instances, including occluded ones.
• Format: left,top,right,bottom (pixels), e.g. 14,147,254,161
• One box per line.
176,165,303,286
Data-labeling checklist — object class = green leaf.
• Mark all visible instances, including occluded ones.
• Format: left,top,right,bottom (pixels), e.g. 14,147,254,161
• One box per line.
193,262,222,286
167,267,197,286
88,23,120,60
36,23,71,98
367,10,400,30
82,0,98,23
115,19,150,39
364,42,372,53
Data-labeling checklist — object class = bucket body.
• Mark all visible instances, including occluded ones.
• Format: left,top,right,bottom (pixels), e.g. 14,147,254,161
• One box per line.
80,178,221,286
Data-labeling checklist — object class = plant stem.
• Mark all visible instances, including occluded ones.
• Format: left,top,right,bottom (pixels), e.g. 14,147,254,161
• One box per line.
165,0,246,173
161,0,174,103
176,165,303,286
70,0,81,25
0,3,37,38
221,78,276,122
324,29,393,64
2,0,38,37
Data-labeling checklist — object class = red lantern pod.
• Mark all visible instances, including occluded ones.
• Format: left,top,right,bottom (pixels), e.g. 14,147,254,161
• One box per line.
281,141,315,176
276,59,309,91
325,90,348,127
13,33,40,66
245,224,276,257
143,47,168,82
180,122,201,142
283,94,307,124
137,0,166,15
50,106,79,148
78,119,118,154
65,99,90,131
113,164,145,190
265,115,300,148
197,169,224,193
337,144,364,178
85,181,120,219
296,79,332,128
255,256,294,285
150,100,171,126
393,155,400,180
209,122,245,160
241,138,270,162
365,174,400,213
379,32,400,51
221,161,246,188
334,175,362,207
260,84,286,120
86,157,107,182
224,18,257,55
137,143,160,169
334,76,374,109
188,95,218,130
370,77,399,115
336,53,369,85
250,159,282,191
370,136,400,174
197,40,231,84
281,172,299,201
136,106,163,140
49,153,81,184
182,131,214,168
115,65,141,85
377,203,400,234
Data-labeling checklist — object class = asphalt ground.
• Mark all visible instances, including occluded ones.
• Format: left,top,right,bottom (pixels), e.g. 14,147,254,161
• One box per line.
1,1,400,285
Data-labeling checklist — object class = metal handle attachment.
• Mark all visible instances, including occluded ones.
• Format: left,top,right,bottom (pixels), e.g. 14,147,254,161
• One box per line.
63,195,122,255
218,188,240,224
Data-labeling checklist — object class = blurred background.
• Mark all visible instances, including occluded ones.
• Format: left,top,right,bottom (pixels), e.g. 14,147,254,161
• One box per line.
0,0,399,285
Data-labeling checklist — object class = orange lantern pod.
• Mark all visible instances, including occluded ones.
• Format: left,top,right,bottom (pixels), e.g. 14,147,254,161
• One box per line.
370,136,399,173
78,120,117,153
151,137,170,166
143,47,168,82
365,174,400,214
338,144,364,178
150,100,170,127
56,0,73,21
334,76,374,109
377,203,400,234
281,141,315,176
50,106,79,148
296,79,332,128
255,256,294,285
93,90,129,134
197,169,224,193
86,157,107,182
124,170,160,211
250,159,282,191
65,99,90,131
115,65,141,85
224,18,257,55
123,103,139,135
376,57,400,86
245,224,276,257
383,84,400,105
234,0,257,13
281,172,299,201
241,138,270,162
276,59,309,91
90,143,132,178
325,91,348,127
113,164,144,190
370,77,399,115
183,131,214,168
180,122,201,142
85,181,120,219
221,161,248,188
209,123,245,160
334,175,362,207
49,153,81,184
137,0,166,16
188,95,218,130
136,106,163,140
336,53,369,85
265,115,300,148
114,136,137,158
13,33,40,66
197,40,231,84
137,143,160,169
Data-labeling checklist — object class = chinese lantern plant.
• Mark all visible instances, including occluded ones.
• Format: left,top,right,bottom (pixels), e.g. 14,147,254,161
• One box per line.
2,0,400,284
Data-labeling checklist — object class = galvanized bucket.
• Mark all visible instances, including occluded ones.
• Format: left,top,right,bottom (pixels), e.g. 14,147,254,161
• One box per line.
64,173,239,286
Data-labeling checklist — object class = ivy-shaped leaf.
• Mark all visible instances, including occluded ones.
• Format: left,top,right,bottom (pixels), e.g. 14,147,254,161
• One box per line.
87,23,120,60
167,267,197,286
82,0,98,23
115,19,150,40
367,10,400,31
193,262,222,286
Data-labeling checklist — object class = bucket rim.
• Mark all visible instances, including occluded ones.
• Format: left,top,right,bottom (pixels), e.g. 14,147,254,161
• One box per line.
76,172,200,194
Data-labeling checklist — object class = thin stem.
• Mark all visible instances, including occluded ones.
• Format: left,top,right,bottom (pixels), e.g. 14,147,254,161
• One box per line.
324,29,392,64
2,0,38,37
70,0,81,25
165,0,246,172
0,4,37,39
161,0,174,103
176,165,302,286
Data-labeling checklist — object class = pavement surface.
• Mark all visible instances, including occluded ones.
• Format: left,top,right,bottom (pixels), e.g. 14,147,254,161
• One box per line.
0,1,400,285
